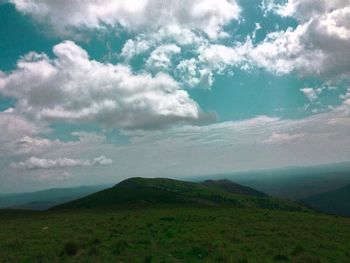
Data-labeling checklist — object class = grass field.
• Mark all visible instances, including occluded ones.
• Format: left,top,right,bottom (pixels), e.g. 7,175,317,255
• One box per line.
1,206,350,263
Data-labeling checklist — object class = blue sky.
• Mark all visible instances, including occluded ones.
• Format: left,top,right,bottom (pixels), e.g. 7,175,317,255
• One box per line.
0,0,349,193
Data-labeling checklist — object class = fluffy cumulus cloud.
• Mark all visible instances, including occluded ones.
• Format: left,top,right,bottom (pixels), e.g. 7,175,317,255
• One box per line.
0,40,205,129
192,0,350,86
9,0,350,86
0,110,59,159
251,0,350,78
198,44,248,72
300,87,323,102
121,38,153,60
187,0,350,84
266,0,349,20
174,42,251,89
146,44,181,71
11,155,112,170
13,136,64,155
9,0,242,90
10,0,240,39
0,111,41,141
2,0,350,192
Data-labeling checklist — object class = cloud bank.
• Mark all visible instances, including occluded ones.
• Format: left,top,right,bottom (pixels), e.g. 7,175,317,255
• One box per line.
11,155,112,170
10,0,240,39
1,0,350,192
178,0,350,89
252,0,350,78
0,41,205,130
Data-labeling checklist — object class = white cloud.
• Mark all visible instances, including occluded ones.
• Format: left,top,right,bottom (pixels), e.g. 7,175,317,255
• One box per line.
174,42,250,89
254,0,350,79
252,23,262,40
10,0,240,39
11,155,113,170
263,132,305,144
300,87,322,102
2,0,350,193
61,171,72,180
0,111,55,157
146,44,181,71
199,44,245,71
269,0,349,21
0,111,41,142
154,24,203,46
120,23,206,63
93,155,113,165
0,41,204,130
15,136,65,155
2,106,350,192
116,106,350,177
121,38,152,60
188,0,350,82
176,59,200,87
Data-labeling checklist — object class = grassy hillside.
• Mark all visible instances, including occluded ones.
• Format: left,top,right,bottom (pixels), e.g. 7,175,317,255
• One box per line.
1,177,349,262
202,179,268,197
54,178,305,212
1,207,350,262
301,184,350,216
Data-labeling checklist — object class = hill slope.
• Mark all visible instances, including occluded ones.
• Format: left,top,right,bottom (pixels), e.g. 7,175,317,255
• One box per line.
301,184,350,216
202,179,267,197
54,177,305,212
1,205,350,262
1,178,349,262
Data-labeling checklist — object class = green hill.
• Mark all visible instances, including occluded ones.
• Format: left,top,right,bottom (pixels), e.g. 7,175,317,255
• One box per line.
301,184,350,216
202,179,268,197
54,177,304,212
1,177,350,262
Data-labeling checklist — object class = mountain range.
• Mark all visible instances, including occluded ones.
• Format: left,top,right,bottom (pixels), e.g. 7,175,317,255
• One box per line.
0,185,110,210
54,177,304,212
2,163,350,216
301,184,350,217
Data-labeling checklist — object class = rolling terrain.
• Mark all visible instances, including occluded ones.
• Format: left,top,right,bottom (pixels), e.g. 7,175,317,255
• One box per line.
195,162,350,200
301,184,350,217
1,178,350,262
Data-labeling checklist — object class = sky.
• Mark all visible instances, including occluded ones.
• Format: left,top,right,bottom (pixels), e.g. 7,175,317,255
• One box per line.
0,0,350,193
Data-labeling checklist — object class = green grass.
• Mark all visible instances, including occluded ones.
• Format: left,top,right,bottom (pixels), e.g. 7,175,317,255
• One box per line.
1,178,349,262
1,207,350,262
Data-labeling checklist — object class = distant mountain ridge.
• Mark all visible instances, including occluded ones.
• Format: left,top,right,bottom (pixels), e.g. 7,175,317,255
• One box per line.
192,162,350,200
54,177,306,212
0,185,110,210
301,184,350,217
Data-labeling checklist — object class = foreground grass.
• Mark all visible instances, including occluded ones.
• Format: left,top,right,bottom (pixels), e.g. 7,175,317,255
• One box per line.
1,207,350,262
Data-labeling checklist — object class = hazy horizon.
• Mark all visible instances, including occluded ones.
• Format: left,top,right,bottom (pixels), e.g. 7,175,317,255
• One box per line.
2,161,350,194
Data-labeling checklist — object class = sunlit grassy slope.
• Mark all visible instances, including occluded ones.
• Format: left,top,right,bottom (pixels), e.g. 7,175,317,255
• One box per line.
1,178,349,262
